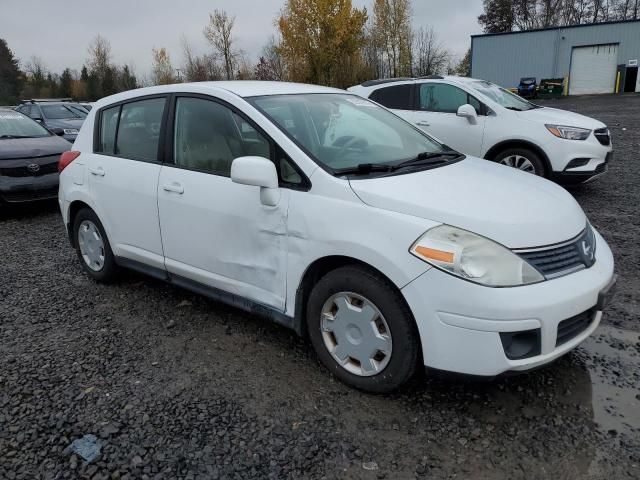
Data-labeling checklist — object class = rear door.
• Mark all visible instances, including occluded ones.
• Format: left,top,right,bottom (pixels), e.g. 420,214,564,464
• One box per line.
410,82,486,156
87,96,167,270
368,83,415,122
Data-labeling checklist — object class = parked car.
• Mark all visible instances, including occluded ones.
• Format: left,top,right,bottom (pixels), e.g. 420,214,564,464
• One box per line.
518,77,538,98
16,100,88,142
348,76,612,183
58,82,615,392
0,108,70,204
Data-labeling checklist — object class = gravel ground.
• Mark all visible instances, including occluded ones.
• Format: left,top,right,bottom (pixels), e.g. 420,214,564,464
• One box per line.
1,94,639,480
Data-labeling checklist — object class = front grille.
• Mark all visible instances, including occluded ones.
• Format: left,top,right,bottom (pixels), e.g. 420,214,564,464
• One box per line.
1,187,58,203
0,155,60,177
516,226,596,278
556,308,595,346
594,128,610,146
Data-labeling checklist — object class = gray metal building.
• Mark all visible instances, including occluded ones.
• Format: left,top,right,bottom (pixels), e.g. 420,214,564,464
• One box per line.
471,19,640,95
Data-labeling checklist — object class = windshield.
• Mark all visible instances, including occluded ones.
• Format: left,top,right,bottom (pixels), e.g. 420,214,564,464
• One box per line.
41,104,85,119
471,81,537,111
0,111,51,138
249,93,450,173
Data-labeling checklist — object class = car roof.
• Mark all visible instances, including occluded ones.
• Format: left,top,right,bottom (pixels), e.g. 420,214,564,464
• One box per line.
94,81,346,110
354,76,483,91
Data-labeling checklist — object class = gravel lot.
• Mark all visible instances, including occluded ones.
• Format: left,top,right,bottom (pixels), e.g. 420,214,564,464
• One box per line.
1,94,639,480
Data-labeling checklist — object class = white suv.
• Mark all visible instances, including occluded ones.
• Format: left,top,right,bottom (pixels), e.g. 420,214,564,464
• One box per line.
348,76,613,183
58,82,616,392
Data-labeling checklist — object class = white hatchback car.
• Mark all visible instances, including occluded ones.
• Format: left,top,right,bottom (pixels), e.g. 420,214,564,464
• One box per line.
58,82,616,393
348,76,613,183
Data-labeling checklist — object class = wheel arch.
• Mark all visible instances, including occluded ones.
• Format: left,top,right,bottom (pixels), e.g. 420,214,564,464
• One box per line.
293,255,414,338
484,139,552,177
66,200,94,248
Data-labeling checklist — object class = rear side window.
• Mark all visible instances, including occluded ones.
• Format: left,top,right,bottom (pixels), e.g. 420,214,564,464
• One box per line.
100,106,119,153
369,84,413,110
97,97,166,161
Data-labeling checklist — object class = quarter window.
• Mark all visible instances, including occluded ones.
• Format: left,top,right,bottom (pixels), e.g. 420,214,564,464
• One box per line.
369,84,414,110
99,106,119,154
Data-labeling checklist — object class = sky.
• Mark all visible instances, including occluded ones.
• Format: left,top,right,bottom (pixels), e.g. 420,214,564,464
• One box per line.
1,0,484,79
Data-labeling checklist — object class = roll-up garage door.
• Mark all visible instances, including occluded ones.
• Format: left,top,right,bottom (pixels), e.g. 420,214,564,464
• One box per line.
569,44,619,95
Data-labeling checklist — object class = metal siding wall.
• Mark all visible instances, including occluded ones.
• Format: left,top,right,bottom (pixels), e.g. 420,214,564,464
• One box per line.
472,22,640,90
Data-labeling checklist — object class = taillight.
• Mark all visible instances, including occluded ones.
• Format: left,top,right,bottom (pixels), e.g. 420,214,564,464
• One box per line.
59,151,81,173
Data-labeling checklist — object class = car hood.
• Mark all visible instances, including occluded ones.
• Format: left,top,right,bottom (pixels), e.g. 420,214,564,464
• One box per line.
46,118,84,130
517,106,606,129
0,135,71,160
348,157,586,249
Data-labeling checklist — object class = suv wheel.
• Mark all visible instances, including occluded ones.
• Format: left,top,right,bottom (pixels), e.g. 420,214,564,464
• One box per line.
73,208,118,282
495,148,546,177
307,266,419,393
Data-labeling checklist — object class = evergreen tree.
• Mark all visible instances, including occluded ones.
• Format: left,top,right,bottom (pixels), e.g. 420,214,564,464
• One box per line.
0,38,22,104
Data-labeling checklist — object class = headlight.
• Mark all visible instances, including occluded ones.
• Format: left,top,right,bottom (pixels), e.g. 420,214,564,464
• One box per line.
409,225,544,287
546,124,591,141
63,129,79,135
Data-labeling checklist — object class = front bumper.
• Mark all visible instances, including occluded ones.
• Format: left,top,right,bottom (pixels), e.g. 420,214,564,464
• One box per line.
401,230,615,376
542,133,612,182
0,173,59,203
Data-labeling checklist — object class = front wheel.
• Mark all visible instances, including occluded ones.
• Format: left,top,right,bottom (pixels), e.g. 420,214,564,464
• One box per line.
306,266,420,393
494,148,546,177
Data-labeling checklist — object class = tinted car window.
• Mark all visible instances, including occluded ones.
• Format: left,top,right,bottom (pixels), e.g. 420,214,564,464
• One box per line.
173,97,272,177
419,84,469,113
99,106,120,154
369,84,413,110
116,98,166,161
41,104,84,119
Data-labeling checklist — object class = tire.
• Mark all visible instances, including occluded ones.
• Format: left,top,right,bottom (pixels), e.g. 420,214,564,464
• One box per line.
306,265,420,393
73,208,118,282
494,147,546,177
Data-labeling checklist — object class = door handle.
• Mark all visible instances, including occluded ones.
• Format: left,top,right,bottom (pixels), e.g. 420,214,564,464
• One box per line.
89,167,105,176
416,121,431,127
162,182,184,194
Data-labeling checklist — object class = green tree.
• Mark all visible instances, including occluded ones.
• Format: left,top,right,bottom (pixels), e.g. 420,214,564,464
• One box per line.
478,0,515,33
59,68,73,98
454,47,472,77
0,39,22,104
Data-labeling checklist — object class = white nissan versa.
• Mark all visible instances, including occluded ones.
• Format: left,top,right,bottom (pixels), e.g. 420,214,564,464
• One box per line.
348,76,613,183
58,82,616,393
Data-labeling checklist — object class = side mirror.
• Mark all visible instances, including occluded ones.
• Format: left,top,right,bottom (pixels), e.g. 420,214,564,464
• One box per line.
457,104,478,123
231,156,280,206
50,127,65,136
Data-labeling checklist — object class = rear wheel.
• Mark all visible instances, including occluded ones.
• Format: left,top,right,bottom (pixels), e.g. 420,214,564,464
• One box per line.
307,266,420,393
494,148,546,177
73,208,118,282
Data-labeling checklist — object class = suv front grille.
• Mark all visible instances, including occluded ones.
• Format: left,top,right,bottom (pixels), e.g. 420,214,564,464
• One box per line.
515,226,596,279
556,308,595,346
594,128,610,146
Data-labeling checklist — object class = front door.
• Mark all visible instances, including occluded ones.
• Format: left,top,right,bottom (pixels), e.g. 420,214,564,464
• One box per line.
157,96,289,310
411,82,486,157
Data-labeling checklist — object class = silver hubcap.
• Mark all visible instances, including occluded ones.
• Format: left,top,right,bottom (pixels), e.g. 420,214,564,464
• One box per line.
320,292,392,377
78,220,105,272
500,155,536,174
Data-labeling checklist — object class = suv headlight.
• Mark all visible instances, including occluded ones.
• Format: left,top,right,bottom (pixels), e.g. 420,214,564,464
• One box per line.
546,124,591,141
63,128,79,135
410,225,544,287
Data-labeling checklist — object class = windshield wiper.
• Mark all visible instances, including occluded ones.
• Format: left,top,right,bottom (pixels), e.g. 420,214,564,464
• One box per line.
0,134,31,139
504,106,523,111
393,151,463,170
335,163,396,175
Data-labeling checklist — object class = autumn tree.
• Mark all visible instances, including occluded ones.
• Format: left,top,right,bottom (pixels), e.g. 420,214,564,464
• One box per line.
372,0,413,77
454,48,472,77
152,48,176,85
278,0,368,88
0,39,22,104
182,37,222,82
204,10,238,80
254,37,285,81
